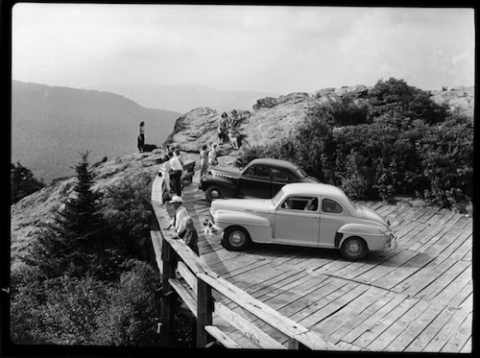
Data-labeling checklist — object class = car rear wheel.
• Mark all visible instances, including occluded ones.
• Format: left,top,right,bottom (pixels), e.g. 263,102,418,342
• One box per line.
205,186,223,202
340,236,367,260
223,226,251,251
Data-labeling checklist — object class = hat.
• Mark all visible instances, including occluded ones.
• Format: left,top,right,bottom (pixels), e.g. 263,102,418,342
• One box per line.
170,195,183,204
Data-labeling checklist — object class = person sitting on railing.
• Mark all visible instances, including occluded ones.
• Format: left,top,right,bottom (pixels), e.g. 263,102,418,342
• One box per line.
168,195,188,235
178,216,199,256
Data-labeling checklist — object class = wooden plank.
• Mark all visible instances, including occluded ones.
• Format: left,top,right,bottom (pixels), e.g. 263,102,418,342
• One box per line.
353,249,419,285
395,256,458,296
150,230,164,274
197,271,340,350
330,290,398,343
416,260,470,301
204,325,242,349
371,251,436,291
299,282,370,329
423,306,471,352
197,277,214,347
366,298,430,351
312,286,388,337
404,305,458,352
385,301,445,351
434,265,472,307
177,261,197,293
215,301,286,350
447,279,472,309
169,278,198,317
352,295,418,348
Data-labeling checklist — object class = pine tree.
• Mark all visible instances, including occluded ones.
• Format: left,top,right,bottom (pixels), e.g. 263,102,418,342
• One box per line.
27,152,107,279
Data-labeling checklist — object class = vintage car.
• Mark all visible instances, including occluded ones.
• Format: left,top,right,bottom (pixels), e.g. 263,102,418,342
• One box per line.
204,183,397,260
199,158,319,202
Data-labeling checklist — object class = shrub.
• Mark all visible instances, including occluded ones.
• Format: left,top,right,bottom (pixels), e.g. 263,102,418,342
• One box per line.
326,93,371,126
11,162,45,204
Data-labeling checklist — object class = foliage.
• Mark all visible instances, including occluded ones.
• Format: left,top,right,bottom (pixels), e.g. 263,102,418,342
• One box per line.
26,152,109,279
10,260,161,346
240,78,472,211
367,77,449,125
100,173,155,278
326,93,371,126
10,162,45,204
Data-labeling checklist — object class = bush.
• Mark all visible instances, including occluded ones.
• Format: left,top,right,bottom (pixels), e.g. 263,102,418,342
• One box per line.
11,162,45,204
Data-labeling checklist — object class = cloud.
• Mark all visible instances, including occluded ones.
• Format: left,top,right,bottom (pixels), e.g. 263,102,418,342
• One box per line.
12,4,475,93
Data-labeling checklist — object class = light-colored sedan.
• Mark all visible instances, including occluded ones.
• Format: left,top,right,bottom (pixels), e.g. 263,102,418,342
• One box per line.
204,183,397,260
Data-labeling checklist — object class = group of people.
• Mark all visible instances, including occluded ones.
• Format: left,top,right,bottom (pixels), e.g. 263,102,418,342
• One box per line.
149,110,244,257
217,110,242,150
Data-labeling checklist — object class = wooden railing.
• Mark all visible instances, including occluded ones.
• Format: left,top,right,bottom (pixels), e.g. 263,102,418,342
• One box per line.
151,175,339,349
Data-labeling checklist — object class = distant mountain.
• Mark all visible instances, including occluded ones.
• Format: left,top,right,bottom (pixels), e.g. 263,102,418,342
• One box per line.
11,80,180,183
86,83,280,113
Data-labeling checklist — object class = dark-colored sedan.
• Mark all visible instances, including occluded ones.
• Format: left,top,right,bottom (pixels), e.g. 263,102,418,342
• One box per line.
199,158,319,202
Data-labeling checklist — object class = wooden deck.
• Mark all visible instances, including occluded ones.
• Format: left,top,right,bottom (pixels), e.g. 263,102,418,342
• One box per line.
169,175,472,352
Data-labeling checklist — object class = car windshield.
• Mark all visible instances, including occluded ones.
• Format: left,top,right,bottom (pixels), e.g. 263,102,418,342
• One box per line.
271,188,285,206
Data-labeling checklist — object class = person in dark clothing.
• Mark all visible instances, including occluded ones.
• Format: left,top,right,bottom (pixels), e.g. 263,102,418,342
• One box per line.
178,216,199,255
137,122,145,152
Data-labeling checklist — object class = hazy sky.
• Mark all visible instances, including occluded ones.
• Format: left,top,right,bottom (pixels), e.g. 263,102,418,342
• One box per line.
12,4,474,94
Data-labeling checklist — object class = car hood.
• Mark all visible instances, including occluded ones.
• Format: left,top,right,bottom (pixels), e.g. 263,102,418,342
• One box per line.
361,206,389,228
212,198,273,213
209,167,241,179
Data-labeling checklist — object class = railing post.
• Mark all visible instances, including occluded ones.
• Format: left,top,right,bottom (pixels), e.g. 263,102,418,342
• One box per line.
161,237,177,345
197,276,213,348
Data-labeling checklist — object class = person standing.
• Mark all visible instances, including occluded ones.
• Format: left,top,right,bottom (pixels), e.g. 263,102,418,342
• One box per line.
208,143,218,166
169,149,183,196
137,122,145,152
199,144,209,178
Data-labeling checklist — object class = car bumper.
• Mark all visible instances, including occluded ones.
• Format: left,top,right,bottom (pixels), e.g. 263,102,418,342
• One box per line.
202,217,223,237
384,233,398,250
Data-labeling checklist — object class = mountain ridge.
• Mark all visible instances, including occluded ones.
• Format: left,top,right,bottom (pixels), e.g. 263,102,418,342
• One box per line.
85,82,280,113
12,80,180,183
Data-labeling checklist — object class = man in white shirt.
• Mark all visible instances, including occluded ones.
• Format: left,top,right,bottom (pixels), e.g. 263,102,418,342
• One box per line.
168,195,188,235
169,150,183,196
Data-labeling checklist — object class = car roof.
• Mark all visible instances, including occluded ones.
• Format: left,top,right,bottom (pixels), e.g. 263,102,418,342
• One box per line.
248,158,302,171
281,183,348,199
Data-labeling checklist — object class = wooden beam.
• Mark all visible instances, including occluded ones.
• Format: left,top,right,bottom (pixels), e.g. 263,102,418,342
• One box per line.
205,325,242,349
169,278,198,318
198,271,339,350
197,276,214,348
215,301,286,350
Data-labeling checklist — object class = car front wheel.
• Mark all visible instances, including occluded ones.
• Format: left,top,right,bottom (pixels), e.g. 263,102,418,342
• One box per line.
205,186,223,202
340,236,367,260
223,226,251,251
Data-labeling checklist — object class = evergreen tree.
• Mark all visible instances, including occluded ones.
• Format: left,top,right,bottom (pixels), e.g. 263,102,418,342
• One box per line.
11,162,45,204
27,152,107,279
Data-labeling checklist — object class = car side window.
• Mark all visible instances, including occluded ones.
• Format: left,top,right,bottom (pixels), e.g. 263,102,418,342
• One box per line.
281,196,318,211
322,198,343,214
244,165,270,179
271,168,289,182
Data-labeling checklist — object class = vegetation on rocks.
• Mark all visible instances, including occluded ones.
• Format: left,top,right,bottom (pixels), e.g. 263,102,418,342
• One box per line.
10,153,163,346
236,78,473,212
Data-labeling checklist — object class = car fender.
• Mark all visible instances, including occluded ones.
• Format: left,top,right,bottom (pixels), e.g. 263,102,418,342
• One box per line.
336,223,389,250
214,210,273,244
201,175,237,191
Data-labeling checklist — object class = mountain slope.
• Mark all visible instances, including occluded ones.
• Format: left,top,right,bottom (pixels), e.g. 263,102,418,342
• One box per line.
12,81,180,183
87,83,280,113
